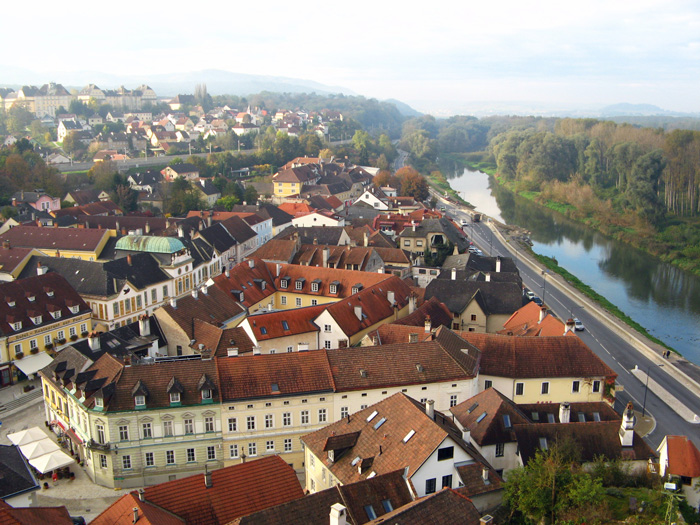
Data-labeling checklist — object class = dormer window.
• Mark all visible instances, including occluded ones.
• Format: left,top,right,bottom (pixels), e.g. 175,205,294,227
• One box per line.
69,305,79,314
31,315,42,325
26,294,35,302
45,289,54,297
201,389,212,401
134,395,146,407
280,277,289,289
170,392,181,404
311,279,321,292
6,298,15,308
352,283,363,294
95,397,104,409
329,281,340,294
295,278,305,291
50,310,61,320
12,321,22,331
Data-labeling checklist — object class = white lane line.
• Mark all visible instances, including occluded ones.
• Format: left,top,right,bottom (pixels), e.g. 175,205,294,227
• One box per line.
630,368,700,423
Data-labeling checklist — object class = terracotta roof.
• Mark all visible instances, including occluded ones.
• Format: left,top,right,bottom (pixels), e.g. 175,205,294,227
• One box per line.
518,401,620,425
0,245,35,275
142,455,304,525
391,297,452,330
217,350,335,401
664,435,700,478
450,387,530,446
193,321,256,357
273,165,319,184
500,301,574,337
366,324,433,346
513,421,656,464
364,488,481,525
278,202,315,217
455,463,504,497
459,332,617,380
0,506,73,524
91,492,185,525
212,258,276,308
247,304,325,340
0,226,110,253
0,273,90,338
302,393,452,483
232,469,414,525
249,239,298,263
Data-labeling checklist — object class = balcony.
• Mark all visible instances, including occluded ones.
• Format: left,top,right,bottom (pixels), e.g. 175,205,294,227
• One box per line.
87,439,111,452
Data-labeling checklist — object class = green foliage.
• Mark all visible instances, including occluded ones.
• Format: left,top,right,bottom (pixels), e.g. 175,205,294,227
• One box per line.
216,195,240,211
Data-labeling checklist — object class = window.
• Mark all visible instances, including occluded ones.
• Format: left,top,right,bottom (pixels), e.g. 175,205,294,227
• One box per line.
205,417,215,432
287,346,293,353
124,299,131,313
228,418,237,432
142,422,152,439
541,382,550,395
403,240,411,247
283,412,291,427
184,419,194,434
13,343,20,355
381,499,393,513
57,330,65,340
364,505,377,520
437,446,454,461
329,284,337,294
572,380,580,393
295,297,302,307
309,454,315,468
484,379,493,389
134,395,146,407
324,340,331,349
284,438,292,452
166,450,175,465
248,442,257,457
515,383,524,396
301,410,309,424
280,296,287,305
311,282,319,292
44,334,51,345
145,452,154,467
416,240,423,247
201,389,212,401
229,444,239,458
496,443,505,457
592,380,601,393
207,446,216,460
170,392,180,404
29,339,37,350
280,278,288,289
113,303,119,316
99,454,107,469
318,408,327,423
266,440,275,452
450,394,458,407
340,406,349,419
425,478,436,494
119,425,129,441
163,421,173,437
96,424,105,444
122,455,132,469
471,314,477,321
187,448,196,462
442,474,453,488
265,414,273,429
80,323,87,333
311,299,318,306
152,289,157,302
136,295,142,309
162,285,168,298
295,280,303,291
247,416,256,430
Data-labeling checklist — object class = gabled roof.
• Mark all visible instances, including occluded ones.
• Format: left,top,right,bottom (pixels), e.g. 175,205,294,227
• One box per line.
0,226,110,253
141,455,304,525
0,445,38,500
450,387,530,446
232,469,414,525
366,324,433,346
662,435,700,478
500,301,574,337
455,463,504,498
425,279,524,316
249,239,298,263
0,505,73,525
0,245,35,276
247,303,325,340
212,258,276,308
218,216,257,244
163,162,199,174
391,296,452,330
274,225,348,246
459,332,617,380
363,488,481,525
91,491,185,525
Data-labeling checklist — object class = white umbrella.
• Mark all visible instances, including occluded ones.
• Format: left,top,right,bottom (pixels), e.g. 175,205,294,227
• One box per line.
19,438,60,460
29,450,75,474
7,427,50,446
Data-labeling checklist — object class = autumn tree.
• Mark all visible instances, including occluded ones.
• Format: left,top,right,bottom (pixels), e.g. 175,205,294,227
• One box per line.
396,166,429,201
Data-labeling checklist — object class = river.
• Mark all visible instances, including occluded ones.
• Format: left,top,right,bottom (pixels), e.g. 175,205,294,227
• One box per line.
444,165,700,364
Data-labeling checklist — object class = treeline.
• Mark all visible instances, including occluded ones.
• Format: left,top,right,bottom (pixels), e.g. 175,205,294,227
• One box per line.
0,139,65,205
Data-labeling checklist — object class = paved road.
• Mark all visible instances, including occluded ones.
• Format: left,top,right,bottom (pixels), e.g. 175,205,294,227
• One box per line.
437,194,700,450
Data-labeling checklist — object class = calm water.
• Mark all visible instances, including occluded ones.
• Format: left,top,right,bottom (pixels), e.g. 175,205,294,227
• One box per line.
444,165,700,363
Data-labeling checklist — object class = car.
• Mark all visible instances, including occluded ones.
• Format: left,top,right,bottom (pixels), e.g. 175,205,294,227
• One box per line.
460,218,468,226
474,248,483,256
440,206,446,212
574,318,585,331
532,296,543,306
524,289,535,300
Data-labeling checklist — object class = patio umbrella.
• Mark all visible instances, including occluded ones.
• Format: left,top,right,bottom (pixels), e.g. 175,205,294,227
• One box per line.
28,450,75,474
7,426,50,446
19,438,60,460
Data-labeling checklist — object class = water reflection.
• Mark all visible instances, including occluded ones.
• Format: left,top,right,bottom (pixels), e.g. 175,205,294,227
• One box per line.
449,167,700,361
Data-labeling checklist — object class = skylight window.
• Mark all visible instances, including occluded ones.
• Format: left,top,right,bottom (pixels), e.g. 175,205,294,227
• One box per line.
578,413,586,422
366,410,378,422
503,415,512,429
531,412,539,421
476,412,487,423
547,414,555,423
467,403,479,414
592,412,601,422
351,456,361,466
403,430,415,443
539,437,548,450
373,417,386,430
282,321,289,331
260,327,267,335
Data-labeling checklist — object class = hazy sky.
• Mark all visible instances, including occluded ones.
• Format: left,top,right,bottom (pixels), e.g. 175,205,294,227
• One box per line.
2,0,699,114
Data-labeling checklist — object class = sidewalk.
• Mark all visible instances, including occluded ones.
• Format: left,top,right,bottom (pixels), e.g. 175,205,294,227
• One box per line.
0,378,44,418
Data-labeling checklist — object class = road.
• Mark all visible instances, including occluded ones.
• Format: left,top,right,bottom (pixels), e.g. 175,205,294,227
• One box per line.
436,193,700,450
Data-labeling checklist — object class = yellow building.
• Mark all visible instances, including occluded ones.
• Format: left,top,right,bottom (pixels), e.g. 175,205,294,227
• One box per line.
0,226,112,261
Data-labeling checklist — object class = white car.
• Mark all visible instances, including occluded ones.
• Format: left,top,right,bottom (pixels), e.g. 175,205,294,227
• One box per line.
460,219,468,226
574,318,585,331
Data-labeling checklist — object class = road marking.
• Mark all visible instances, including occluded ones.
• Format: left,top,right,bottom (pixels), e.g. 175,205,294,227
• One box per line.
630,368,700,423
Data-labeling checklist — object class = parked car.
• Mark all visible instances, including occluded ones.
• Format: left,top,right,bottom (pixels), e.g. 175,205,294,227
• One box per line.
460,218,468,226
524,289,535,300
532,296,543,306
574,318,585,331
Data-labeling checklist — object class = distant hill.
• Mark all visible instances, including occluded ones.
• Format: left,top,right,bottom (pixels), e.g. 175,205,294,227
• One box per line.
385,98,422,117
598,103,698,118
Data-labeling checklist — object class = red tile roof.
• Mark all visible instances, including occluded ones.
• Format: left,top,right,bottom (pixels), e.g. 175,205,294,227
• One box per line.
0,246,35,275
141,455,304,525
212,258,276,308
248,304,325,340
500,301,574,337
90,492,185,525
458,332,617,380
366,324,433,346
363,488,481,525
278,202,315,217
391,297,452,330
665,435,700,478
0,506,73,524
0,226,110,253
455,463,504,498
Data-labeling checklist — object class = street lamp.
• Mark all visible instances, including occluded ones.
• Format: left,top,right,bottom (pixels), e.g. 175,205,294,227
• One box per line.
541,270,548,304
641,363,663,417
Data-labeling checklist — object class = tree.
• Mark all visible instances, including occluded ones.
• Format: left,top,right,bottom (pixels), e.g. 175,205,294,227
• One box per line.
396,166,429,201
111,184,138,212
352,130,371,164
88,161,120,191
243,186,258,205
62,132,79,155
6,104,34,134
216,195,239,211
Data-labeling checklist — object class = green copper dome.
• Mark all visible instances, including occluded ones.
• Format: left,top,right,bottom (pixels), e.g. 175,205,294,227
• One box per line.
115,235,186,254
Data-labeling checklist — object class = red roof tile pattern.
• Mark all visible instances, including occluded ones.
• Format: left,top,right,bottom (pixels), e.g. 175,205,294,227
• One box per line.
0,226,110,253
665,435,700,478
217,351,335,401
365,488,482,524
193,321,256,357
500,301,574,337
366,324,433,346
90,492,185,525
142,455,304,525
391,297,452,329
459,332,617,380
278,202,315,217
0,506,73,524
518,401,620,424
455,463,504,497
212,258,276,308
248,304,324,340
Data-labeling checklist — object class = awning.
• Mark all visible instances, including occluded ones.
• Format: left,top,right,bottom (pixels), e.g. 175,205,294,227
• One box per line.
7,427,51,446
13,352,53,377
65,428,83,445
20,438,60,460
50,420,66,431
29,450,75,474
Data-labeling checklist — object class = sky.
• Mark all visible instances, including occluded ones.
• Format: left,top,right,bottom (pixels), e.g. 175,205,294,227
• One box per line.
1,0,699,115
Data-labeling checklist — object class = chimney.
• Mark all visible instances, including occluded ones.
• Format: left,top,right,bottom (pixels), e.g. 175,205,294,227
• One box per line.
387,290,395,305
248,259,255,268
480,516,494,525
116,220,120,232
620,401,635,447
139,314,150,336
462,428,471,444
496,256,501,272
132,507,139,524
253,347,261,355
539,307,547,323
170,297,177,309
409,294,416,314
329,503,347,525
88,332,101,351
354,305,363,321
451,267,456,281
565,318,575,335
137,488,145,502
192,288,199,299
485,273,491,282
37,262,48,276
313,237,318,245
276,263,281,277
322,247,329,268
482,467,490,483
204,470,213,489
412,222,416,232
559,402,571,424
363,231,369,247
425,399,435,420
145,222,150,234
424,315,431,333
2,240,9,250
201,284,208,295
224,267,230,278
127,254,132,266
177,225,184,238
